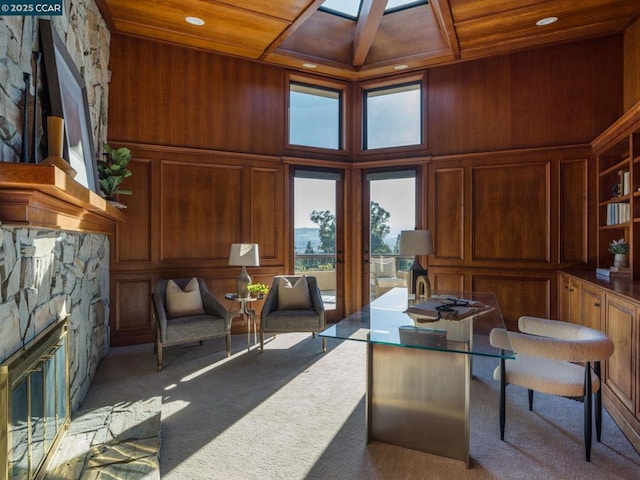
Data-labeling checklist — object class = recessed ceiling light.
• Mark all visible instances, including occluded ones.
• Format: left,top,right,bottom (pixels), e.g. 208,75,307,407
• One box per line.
394,64,409,70
185,16,205,26
302,63,317,69
536,16,558,26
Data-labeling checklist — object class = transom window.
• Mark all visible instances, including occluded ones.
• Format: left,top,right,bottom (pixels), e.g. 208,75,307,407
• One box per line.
289,82,342,150
364,82,422,150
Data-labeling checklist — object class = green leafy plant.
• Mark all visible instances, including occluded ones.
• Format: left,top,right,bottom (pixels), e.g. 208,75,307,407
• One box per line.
97,144,132,199
247,283,269,295
608,238,629,255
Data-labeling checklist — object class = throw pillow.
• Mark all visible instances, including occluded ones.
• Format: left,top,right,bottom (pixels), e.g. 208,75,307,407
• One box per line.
166,278,205,318
278,276,312,310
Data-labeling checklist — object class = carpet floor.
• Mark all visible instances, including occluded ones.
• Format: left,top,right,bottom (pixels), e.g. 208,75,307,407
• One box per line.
80,333,640,479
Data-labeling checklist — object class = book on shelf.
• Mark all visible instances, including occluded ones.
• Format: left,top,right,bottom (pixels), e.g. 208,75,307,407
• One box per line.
596,267,631,278
606,202,630,225
618,169,631,196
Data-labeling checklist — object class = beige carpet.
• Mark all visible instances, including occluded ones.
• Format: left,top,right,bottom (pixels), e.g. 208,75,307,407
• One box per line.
80,333,640,479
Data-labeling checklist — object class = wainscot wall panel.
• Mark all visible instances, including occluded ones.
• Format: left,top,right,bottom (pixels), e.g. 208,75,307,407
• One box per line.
432,272,465,293
112,277,154,346
249,167,282,263
472,274,552,331
559,158,590,264
160,161,243,261
432,167,464,261
472,162,549,263
115,157,152,263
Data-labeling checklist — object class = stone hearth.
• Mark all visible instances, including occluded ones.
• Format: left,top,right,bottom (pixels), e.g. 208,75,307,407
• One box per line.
44,397,161,479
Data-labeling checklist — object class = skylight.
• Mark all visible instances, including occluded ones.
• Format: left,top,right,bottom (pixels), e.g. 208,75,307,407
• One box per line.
320,0,361,19
319,0,427,20
385,0,427,13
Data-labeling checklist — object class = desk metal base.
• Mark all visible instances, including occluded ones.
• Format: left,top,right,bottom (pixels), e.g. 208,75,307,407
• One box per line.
366,343,470,467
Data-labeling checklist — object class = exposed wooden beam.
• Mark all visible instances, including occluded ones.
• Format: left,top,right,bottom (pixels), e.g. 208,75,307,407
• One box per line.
429,0,460,58
353,0,387,67
261,0,326,60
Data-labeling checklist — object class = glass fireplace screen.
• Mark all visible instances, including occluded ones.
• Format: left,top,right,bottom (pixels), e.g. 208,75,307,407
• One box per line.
1,318,69,480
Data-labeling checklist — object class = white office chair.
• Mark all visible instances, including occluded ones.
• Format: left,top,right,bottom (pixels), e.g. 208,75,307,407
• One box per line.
490,316,614,461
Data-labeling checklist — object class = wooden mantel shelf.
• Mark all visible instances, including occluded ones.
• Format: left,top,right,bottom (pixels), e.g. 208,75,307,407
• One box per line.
0,164,125,235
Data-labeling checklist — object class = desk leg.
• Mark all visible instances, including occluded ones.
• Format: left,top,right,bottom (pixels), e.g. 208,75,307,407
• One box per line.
366,343,470,467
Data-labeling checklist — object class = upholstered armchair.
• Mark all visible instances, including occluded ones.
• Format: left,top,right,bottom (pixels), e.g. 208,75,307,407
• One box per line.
152,277,231,371
370,256,406,296
260,275,326,352
490,316,614,461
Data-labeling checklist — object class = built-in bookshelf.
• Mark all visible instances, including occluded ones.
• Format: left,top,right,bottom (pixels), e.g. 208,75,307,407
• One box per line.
593,102,640,279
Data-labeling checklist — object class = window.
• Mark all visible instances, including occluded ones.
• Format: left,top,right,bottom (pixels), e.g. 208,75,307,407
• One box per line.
364,82,422,150
289,82,342,150
319,0,427,19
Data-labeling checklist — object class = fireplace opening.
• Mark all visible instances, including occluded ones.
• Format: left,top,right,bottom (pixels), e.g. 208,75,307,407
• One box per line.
1,317,69,480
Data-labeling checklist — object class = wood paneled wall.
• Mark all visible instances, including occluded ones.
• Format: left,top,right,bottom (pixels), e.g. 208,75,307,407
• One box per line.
624,17,640,112
108,36,285,156
109,145,283,345
428,147,593,330
107,33,622,344
428,35,622,156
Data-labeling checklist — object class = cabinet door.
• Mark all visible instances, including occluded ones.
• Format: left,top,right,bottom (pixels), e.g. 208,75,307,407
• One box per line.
558,274,580,323
581,285,604,331
604,294,636,412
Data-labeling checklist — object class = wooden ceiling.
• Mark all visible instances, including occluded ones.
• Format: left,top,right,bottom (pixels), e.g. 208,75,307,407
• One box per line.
96,0,640,80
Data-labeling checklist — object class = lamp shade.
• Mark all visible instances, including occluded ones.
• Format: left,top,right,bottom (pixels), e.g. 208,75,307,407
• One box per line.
399,230,433,256
228,243,260,266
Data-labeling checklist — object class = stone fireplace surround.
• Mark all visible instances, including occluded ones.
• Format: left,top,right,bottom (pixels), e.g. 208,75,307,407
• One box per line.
0,224,109,410
0,165,117,412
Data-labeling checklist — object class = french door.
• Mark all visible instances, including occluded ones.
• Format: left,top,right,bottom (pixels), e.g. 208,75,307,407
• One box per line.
293,168,344,322
364,169,418,303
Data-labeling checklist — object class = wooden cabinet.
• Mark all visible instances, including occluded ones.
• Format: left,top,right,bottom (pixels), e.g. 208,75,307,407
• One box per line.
593,102,640,280
604,294,636,413
581,284,604,331
558,273,581,325
557,271,639,452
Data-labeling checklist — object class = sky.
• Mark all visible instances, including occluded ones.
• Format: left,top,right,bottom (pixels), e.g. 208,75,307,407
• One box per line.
294,177,416,233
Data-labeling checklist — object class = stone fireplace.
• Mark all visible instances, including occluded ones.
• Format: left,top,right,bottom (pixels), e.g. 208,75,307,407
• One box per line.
0,163,123,479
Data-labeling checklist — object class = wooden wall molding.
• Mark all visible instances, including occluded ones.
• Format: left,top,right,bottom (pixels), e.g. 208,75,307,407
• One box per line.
0,164,125,234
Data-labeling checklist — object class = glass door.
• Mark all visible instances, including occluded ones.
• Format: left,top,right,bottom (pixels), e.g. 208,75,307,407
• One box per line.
365,170,417,302
294,169,344,322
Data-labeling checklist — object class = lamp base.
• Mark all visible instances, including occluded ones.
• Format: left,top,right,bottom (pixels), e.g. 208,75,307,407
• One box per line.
236,266,251,298
415,274,431,300
408,256,427,297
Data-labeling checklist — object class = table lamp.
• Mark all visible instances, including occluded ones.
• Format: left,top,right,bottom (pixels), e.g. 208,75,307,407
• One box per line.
229,243,260,298
399,230,433,299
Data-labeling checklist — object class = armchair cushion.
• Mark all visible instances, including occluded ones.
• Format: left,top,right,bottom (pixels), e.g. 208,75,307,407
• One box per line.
166,277,204,318
277,275,312,310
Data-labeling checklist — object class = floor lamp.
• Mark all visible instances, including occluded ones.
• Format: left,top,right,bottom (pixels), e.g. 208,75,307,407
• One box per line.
228,243,260,298
399,230,433,299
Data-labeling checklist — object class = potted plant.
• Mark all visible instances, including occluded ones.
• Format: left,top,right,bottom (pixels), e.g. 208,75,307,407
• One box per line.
247,282,269,299
608,238,629,268
97,144,132,203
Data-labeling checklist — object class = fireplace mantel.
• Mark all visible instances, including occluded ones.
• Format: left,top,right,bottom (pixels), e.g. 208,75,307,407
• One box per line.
0,164,125,234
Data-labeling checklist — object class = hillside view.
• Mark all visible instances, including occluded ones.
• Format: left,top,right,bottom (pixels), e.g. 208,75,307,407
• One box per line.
294,227,409,253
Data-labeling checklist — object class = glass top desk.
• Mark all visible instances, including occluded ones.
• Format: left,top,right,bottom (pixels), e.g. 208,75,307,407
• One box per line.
320,287,514,467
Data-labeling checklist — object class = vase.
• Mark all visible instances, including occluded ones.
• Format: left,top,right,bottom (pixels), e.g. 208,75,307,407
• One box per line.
613,253,628,268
